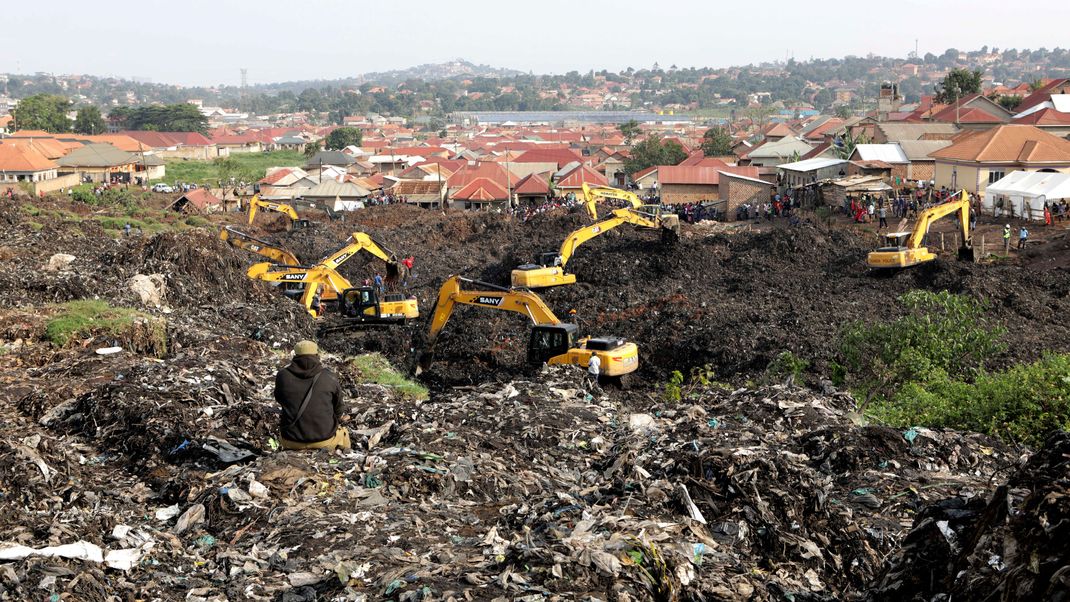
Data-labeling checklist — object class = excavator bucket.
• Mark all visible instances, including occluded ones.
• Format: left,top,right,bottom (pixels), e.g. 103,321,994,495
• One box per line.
958,244,978,263
385,262,402,283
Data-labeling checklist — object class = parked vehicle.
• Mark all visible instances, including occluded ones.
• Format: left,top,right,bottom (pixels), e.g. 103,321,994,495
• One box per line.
152,183,174,193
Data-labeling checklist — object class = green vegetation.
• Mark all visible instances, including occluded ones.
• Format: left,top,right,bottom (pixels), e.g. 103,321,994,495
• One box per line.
324,127,362,150
624,134,688,176
160,150,305,186
839,291,1070,446
934,67,984,103
26,221,44,231
11,94,72,133
618,119,642,145
763,351,809,384
662,364,728,402
109,104,208,133
74,105,106,135
700,126,733,156
350,353,429,400
45,300,166,356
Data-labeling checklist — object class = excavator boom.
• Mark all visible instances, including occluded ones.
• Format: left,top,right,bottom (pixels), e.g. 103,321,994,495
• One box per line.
219,226,301,266
512,207,674,288
581,182,643,220
867,190,973,269
424,275,638,376
247,194,307,229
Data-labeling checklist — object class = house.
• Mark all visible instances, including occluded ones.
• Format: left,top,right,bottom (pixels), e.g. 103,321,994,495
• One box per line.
984,170,1070,221
553,163,608,196
897,140,952,181
1011,93,1070,138
513,172,552,205
306,150,356,170
632,166,659,190
211,133,262,154
873,122,961,144
741,137,814,167
257,167,310,199
0,143,60,184
720,171,774,221
390,179,446,208
929,125,1070,195
449,177,510,210
170,188,222,213
301,180,371,210
848,144,909,182
777,158,849,188
657,165,761,203
56,143,139,183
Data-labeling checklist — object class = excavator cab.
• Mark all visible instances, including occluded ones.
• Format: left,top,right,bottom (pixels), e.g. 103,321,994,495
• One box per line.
340,287,381,319
527,324,579,365
292,218,313,230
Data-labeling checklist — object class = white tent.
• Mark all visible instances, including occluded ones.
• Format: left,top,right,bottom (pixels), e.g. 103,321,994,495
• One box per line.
984,171,1070,221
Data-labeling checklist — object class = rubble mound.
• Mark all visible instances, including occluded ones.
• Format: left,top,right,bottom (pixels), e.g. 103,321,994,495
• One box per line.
867,431,1070,601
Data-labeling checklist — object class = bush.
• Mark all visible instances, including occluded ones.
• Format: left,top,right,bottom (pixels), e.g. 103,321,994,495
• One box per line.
840,291,1005,407
764,350,809,384
871,354,1070,447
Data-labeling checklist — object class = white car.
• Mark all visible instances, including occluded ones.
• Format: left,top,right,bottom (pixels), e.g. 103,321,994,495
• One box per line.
152,183,174,193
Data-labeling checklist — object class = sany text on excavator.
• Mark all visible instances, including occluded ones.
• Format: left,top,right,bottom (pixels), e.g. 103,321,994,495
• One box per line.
247,232,417,321
423,275,639,377
580,182,643,220
219,226,301,266
512,205,680,288
867,190,975,269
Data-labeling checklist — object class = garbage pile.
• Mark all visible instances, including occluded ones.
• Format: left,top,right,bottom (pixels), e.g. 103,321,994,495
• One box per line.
275,205,1070,385
867,432,1068,601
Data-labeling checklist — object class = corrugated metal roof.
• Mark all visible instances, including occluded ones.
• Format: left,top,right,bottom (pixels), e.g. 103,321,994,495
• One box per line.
897,140,952,161
303,180,371,198
777,158,847,172
852,144,909,164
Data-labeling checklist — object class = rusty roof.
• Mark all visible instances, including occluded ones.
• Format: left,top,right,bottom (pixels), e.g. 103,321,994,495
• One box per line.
929,125,1070,163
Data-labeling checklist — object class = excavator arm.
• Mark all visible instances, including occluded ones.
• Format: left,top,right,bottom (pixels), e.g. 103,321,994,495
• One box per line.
246,263,354,317
906,191,971,249
247,194,301,226
319,233,397,270
581,182,642,220
867,190,973,269
427,275,561,346
556,209,659,268
219,226,301,266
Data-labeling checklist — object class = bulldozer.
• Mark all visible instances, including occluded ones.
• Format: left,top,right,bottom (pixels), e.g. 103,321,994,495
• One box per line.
423,275,639,377
867,190,975,269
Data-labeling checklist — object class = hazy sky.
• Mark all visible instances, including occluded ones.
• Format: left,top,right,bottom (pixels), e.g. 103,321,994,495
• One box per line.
4,0,1068,87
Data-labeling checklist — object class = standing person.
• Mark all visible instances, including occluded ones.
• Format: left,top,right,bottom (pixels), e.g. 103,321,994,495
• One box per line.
1018,225,1029,249
969,208,977,233
585,353,601,391
373,273,384,295
878,205,887,230
275,340,350,451
1003,224,1012,254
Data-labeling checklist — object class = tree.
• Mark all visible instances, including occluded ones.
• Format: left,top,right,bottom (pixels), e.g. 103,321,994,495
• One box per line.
700,126,733,156
994,94,1023,111
108,104,207,133
835,105,853,120
12,94,71,133
73,105,106,135
618,119,641,144
935,68,983,103
303,142,319,158
623,135,688,175
324,127,362,150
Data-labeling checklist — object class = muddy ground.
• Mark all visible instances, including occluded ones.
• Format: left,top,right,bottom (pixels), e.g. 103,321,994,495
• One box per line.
1,194,1068,601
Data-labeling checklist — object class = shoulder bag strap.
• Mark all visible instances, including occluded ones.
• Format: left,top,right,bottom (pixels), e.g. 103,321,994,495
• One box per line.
287,371,323,428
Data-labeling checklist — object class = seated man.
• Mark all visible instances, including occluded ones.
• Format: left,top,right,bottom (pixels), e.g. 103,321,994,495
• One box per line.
275,340,350,450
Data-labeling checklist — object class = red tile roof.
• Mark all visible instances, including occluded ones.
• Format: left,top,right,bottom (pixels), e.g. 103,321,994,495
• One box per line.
555,164,608,188
1013,79,1070,113
175,188,221,210
929,124,1070,163
513,148,583,168
513,172,551,195
0,143,58,171
1012,107,1070,125
118,131,181,149
447,162,511,189
258,168,296,185
451,177,509,201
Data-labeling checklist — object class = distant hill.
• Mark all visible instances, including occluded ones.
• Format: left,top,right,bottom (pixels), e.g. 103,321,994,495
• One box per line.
355,59,524,84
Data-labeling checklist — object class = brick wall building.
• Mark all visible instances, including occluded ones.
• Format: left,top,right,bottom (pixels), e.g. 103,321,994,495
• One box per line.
721,172,772,221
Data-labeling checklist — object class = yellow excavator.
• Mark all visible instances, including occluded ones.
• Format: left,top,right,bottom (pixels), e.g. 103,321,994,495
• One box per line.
512,206,680,288
424,275,639,376
867,190,974,269
247,232,418,321
247,194,313,230
580,182,643,220
219,226,301,266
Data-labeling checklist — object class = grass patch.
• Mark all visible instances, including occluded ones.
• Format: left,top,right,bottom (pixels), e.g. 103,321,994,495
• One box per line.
349,353,428,400
46,300,167,356
159,150,305,186
27,221,44,231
